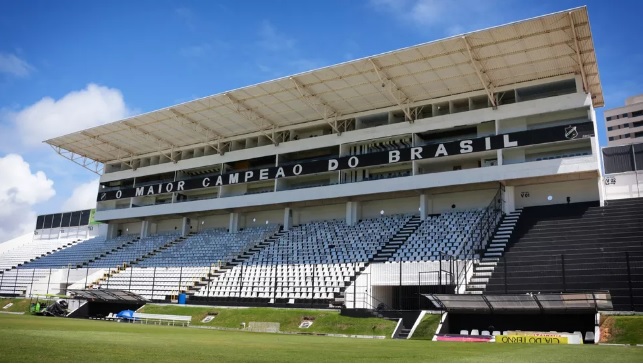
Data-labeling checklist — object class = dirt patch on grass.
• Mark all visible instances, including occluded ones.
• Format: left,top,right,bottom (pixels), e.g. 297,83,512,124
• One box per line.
600,316,618,343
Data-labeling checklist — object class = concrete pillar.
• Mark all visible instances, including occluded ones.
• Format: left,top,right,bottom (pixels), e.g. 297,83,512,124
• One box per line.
106,224,118,240
229,212,239,233
502,186,516,214
419,193,432,220
140,220,150,238
283,208,292,231
597,177,606,207
181,217,190,237
346,201,361,226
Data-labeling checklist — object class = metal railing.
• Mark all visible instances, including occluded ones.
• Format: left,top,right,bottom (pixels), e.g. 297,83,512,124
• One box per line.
451,185,503,292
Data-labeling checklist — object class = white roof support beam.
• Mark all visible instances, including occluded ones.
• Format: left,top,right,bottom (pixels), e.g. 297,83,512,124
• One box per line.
168,108,226,155
290,76,344,134
122,122,178,163
462,36,497,109
79,131,136,163
569,11,588,93
50,145,104,175
224,92,280,145
367,58,414,123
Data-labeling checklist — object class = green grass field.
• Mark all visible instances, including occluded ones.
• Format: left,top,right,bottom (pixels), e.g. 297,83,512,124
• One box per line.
0,297,31,313
409,314,441,340
1,314,642,362
601,315,643,345
140,304,396,336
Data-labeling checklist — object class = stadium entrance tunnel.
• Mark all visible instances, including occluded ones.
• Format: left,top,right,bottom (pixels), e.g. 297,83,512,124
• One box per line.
67,289,147,319
426,292,612,343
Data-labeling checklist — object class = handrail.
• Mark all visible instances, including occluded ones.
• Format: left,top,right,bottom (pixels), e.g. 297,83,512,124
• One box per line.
452,184,503,292
361,290,408,317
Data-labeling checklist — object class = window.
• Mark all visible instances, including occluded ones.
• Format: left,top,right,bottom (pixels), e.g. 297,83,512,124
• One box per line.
635,131,643,138
622,113,629,118
609,137,614,141
606,116,613,121
634,121,643,128
608,126,613,131
633,110,643,118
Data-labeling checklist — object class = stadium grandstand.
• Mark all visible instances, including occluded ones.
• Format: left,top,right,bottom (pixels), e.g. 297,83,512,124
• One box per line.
1,6,641,334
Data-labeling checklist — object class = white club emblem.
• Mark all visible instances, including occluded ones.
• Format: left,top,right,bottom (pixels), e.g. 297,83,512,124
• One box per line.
564,126,578,140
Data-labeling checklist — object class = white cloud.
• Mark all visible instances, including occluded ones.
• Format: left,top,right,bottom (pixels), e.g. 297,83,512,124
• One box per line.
369,0,504,36
61,178,99,212
0,52,34,77
175,7,197,31
0,154,55,242
258,20,296,52
8,83,130,146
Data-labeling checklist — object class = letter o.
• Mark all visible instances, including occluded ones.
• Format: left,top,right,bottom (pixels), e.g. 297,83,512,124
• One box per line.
293,164,303,175
165,183,174,193
348,156,359,168
116,190,122,199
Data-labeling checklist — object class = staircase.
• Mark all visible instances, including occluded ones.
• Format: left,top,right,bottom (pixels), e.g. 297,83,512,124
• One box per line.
371,216,422,263
133,234,190,264
78,238,139,268
89,235,188,289
186,229,286,296
465,209,522,294
337,216,422,304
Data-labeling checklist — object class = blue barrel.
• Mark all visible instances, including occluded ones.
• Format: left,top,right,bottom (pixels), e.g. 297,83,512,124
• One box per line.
178,293,187,304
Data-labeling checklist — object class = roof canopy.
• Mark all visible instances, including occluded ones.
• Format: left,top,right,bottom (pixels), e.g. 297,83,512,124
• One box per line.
68,289,148,302
425,292,613,314
45,7,602,169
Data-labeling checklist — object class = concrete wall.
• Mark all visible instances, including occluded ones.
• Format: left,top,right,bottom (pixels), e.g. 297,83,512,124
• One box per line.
241,209,282,229
195,214,229,231
603,172,643,200
295,204,345,225
514,178,600,208
361,197,418,219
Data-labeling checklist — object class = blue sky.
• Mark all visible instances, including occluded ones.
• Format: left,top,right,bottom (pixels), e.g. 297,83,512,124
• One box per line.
0,0,642,241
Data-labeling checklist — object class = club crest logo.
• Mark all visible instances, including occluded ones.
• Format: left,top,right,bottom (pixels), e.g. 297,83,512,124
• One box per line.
564,126,578,140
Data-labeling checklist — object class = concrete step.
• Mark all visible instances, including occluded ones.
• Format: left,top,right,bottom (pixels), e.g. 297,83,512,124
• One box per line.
487,248,505,252
477,261,497,267
481,257,500,262
467,284,486,289
484,252,502,257
473,271,493,277
466,290,484,294
470,277,489,283
489,243,506,248
475,266,495,272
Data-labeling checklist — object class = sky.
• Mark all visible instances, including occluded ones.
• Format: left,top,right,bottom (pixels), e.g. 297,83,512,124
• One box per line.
0,0,642,242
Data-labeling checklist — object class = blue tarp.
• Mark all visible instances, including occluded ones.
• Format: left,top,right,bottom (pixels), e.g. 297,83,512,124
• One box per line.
116,310,136,320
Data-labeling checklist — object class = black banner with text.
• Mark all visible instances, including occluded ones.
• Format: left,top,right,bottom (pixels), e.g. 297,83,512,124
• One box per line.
97,122,594,201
